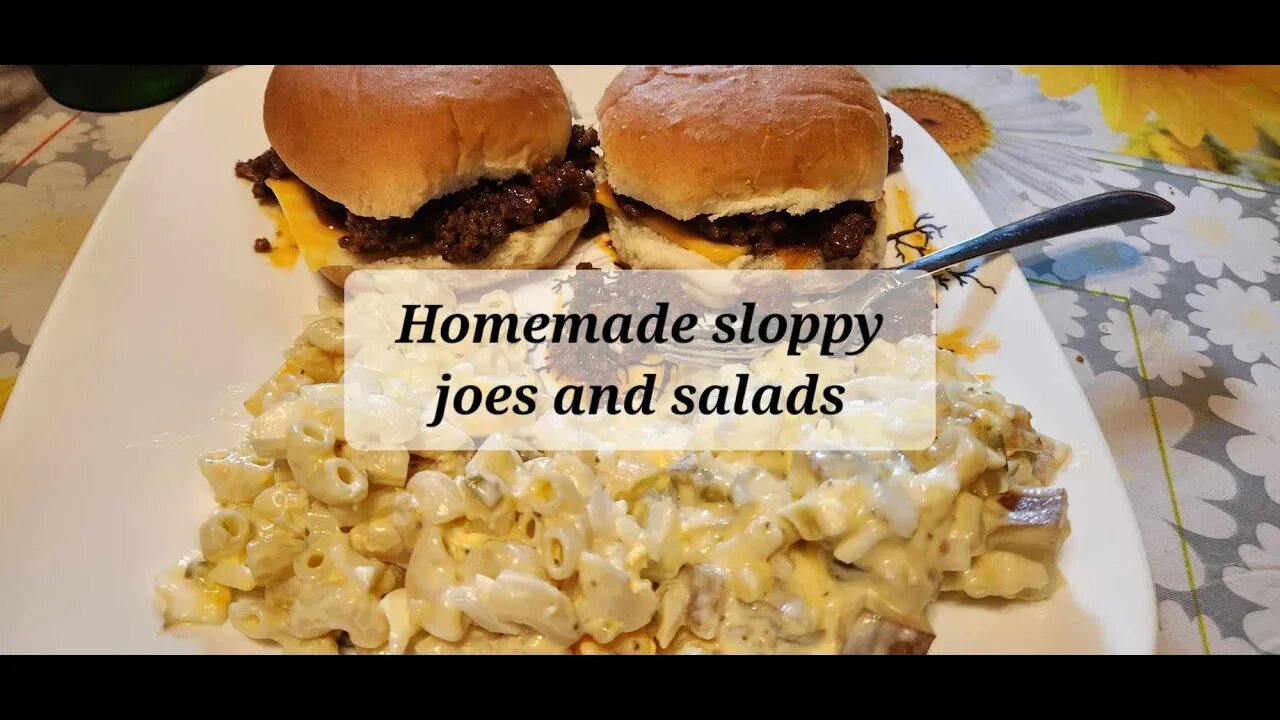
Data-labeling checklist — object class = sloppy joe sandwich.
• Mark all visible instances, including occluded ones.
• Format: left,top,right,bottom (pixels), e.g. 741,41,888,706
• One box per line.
594,65,903,270
234,65,598,284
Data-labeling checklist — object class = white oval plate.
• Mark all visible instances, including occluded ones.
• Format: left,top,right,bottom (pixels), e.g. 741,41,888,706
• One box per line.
0,65,1155,654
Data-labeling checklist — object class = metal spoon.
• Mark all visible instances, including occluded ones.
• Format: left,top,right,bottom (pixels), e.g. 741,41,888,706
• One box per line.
900,189,1174,275
662,190,1175,367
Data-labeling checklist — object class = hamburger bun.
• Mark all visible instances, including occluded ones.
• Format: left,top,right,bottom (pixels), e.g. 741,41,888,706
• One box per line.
604,200,887,271
596,65,889,221
318,205,588,286
265,65,573,220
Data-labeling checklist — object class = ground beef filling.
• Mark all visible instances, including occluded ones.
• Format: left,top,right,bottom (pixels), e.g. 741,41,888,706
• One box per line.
234,125,599,264
235,148,290,201
614,194,878,263
887,114,904,174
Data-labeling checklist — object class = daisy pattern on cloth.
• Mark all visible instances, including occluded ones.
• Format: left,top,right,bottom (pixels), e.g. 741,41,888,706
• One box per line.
1060,345,1094,388
856,65,1139,223
1223,523,1280,654
1018,266,1065,287
1099,305,1212,387
0,161,125,344
1226,183,1269,200
1157,600,1257,655
1142,183,1280,284
1084,371,1236,593
1041,231,1170,299
0,112,91,165
88,102,175,161
1187,279,1280,365
1030,283,1088,344
1210,363,1280,505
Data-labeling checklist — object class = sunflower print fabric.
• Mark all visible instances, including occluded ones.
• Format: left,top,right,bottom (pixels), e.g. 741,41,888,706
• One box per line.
860,65,1280,655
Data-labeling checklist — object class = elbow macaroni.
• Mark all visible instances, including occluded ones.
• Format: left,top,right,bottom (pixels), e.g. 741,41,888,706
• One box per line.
159,309,1072,654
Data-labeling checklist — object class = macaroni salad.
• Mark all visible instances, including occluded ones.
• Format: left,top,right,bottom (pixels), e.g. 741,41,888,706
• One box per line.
158,301,1071,654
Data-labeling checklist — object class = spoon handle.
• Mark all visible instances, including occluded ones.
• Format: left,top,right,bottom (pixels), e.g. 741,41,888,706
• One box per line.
901,190,1174,275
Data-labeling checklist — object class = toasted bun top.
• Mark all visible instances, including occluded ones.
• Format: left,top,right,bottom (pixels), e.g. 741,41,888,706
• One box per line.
597,65,888,220
264,65,572,219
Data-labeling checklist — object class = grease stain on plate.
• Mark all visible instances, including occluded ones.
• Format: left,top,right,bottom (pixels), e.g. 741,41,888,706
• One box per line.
938,328,1001,360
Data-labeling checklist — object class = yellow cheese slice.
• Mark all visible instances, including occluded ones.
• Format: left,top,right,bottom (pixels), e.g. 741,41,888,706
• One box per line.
261,204,299,269
595,183,748,265
265,178,361,271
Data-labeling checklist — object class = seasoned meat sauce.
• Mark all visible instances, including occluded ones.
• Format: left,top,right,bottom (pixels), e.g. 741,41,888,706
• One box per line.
886,114,904,174
613,194,878,263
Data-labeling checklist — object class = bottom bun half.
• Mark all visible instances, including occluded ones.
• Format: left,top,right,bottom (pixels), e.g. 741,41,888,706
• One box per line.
319,205,590,286
604,202,887,271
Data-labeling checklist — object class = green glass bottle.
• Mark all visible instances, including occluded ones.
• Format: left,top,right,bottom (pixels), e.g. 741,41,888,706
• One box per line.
31,65,207,112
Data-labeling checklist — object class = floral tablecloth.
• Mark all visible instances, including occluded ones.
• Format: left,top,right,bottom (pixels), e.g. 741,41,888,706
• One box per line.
1,65,1276,654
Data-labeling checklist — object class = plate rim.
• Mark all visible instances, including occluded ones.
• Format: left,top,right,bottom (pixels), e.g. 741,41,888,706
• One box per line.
882,95,1157,654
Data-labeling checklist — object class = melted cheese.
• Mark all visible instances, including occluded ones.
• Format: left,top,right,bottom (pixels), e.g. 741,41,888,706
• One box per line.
595,183,748,265
262,204,300,269
265,178,361,271
0,375,15,417
594,235,619,263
